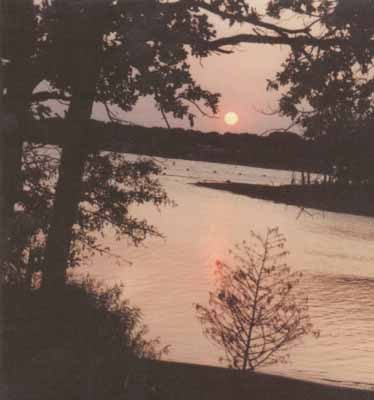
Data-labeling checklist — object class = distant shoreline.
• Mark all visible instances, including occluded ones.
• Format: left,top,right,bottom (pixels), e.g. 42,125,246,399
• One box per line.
25,119,323,173
194,181,374,218
146,360,373,399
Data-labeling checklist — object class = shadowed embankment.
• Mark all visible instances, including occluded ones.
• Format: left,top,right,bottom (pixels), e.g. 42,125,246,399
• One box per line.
2,280,373,399
195,181,374,217
4,358,373,400
143,360,373,400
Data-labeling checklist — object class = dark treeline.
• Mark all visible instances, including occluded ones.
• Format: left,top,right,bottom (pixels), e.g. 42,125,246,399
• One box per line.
27,118,374,181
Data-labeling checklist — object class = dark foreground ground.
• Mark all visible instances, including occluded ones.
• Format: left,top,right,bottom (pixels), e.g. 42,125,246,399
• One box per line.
3,234,374,400
3,359,373,400
195,181,374,218
145,360,373,400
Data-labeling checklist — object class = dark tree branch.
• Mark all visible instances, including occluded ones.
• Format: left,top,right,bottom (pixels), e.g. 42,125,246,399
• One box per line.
31,91,71,103
209,33,344,51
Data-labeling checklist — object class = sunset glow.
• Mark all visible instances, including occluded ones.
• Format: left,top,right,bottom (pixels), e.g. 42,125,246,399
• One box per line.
224,112,239,126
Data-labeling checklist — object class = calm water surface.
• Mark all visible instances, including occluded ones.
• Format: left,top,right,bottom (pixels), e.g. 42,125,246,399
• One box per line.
79,156,374,391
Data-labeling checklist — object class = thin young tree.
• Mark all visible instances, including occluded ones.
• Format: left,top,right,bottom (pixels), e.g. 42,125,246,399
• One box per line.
196,228,318,371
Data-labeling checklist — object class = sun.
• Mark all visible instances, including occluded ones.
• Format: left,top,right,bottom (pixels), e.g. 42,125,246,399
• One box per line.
224,111,239,126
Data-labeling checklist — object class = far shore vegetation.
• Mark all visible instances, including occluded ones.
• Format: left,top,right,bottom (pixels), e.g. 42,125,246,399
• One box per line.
195,181,374,218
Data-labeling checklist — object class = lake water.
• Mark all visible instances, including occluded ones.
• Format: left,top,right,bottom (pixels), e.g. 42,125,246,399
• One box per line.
79,156,374,391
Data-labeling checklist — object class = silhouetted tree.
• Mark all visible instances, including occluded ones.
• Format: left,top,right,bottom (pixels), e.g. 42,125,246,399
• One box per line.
5,1,374,288
4,143,170,288
40,0,224,288
196,228,318,371
1,0,42,283
44,0,374,288
267,0,374,183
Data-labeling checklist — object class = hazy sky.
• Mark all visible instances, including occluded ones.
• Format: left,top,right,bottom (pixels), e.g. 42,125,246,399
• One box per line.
93,2,295,135
94,44,290,134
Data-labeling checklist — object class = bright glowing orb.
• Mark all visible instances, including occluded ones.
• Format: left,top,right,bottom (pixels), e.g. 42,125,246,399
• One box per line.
224,111,239,126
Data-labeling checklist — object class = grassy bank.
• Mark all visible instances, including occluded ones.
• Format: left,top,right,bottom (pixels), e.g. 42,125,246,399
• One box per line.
195,181,374,218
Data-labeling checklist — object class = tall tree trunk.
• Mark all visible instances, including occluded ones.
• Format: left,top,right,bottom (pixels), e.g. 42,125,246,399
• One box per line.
1,0,37,380
1,0,39,270
301,171,306,186
2,71,37,290
0,32,7,383
42,29,102,289
0,111,18,277
42,120,91,289
3,75,32,219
